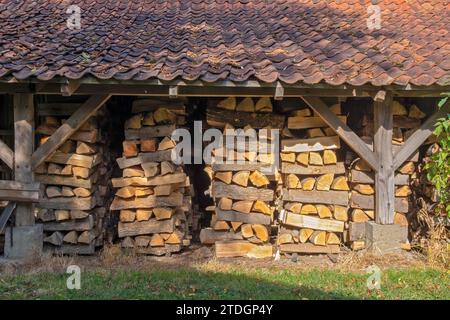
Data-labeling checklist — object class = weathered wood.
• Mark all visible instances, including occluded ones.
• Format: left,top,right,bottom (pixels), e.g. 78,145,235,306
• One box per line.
111,173,186,188
374,97,395,224
211,162,273,172
348,222,366,241
110,192,183,210
14,93,35,226
38,195,97,210
125,124,176,140
215,208,271,225
118,218,175,237
215,240,273,258
350,170,409,185
281,136,340,152
0,139,13,169
282,189,349,206
207,107,285,128
288,115,347,129
36,124,98,143
350,192,409,213
43,215,94,231
282,212,345,232
44,243,95,255
302,97,378,171
281,162,346,175
199,228,243,244
46,152,100,168
116,150,172,169
36,174,93,189
211,181,274,201
31,94,111,170
37,103,81,116
393,101,449,170
280,243,340,254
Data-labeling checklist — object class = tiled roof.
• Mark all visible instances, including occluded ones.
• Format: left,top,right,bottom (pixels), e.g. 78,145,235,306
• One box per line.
0,0,448,86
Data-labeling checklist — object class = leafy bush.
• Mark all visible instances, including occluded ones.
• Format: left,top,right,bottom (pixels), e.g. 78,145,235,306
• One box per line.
424,94,450,217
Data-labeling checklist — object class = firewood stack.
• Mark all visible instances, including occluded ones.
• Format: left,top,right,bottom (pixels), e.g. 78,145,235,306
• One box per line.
200,97,283,258
278,102,348,255
35,105,113,254
347,101,425,250
110,99,192,255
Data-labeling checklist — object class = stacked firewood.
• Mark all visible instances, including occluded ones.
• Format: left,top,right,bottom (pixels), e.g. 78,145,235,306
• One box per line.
110,99,192,255
200,97,283,258
35,105,113,254
347,101,425,250
278,102,348,254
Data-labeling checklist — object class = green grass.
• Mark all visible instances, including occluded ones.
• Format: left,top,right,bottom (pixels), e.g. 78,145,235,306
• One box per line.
0,267,448,300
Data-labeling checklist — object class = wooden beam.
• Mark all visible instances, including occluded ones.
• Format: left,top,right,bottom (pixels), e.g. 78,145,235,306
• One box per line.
31,94,111,170
61,79,81,96
274,81,284,100
169,85,178,98
393,101,450,170
0,138,13,169
374,95,395,224
0,202,16,233
13,93,35,226
301,97,379,171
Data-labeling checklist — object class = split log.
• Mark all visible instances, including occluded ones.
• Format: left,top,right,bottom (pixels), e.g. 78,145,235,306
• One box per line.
280,243,339,254
284,202,302,214
309,231,327,246
282,189,349,206
218,197,233,210
213,220,230,231
54,210,70,221
323,150,337,165
120,210,136,222
296,153,309,166
331,176,349,191
281,136,340,152
240,224,254,238
78,231,95,244
316,205,333,219
136,209,153,221
232,171,250,187
216,209,271,225
316,173,334,191
326,232,341,245
301,177,316,191
283,212,345,232
353,184,375,195
63,231,78,244
282,162,345,175
215,241,272,258
333,205,348,221
44,231,64,246
199,228,243,245
300,204,317,215
252,224,269,242
281,153,296,163
211,181,274,201
309,152,323,166
350,192,409,213
231,200,254,214
299,228,314,243
287,174,301,189
249,170,269,187
118,217,175,237
351,209,371,222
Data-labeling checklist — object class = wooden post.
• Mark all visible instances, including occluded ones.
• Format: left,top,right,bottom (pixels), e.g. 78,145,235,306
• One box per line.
13,93,35,226
374,96,395,224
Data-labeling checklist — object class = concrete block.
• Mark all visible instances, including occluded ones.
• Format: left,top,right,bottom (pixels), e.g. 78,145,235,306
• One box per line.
4,224,43,261
365,221,407,254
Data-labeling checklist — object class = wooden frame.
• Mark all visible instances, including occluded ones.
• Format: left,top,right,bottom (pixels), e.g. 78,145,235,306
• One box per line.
31,94,111,170
302,95,446,224
0,138,13,169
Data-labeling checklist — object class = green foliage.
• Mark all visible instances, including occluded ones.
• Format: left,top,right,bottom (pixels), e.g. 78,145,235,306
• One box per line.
424,93,450,217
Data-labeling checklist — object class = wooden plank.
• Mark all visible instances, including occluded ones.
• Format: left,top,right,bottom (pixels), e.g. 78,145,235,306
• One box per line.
199,228,243,245
116,150,172,169
0,139,13,169
282,189,349,206
302,97,378,171
31,94,111,170
118,218,175,237
282,212,345,232
125,124,176,140
393,101,449,170
14,93,35,226
0,202,16,233
374,98,395,224
38,196,97,210
111,173,186,188
348,222,366,241
0,190,40,202
281,162,345,175
136,244,182,255
207,107,285,128
43,215,94,231
36,174,93,189
110,192,183,210
36,124,98,143
46,152,100,168
280,243,340,254
0,180,40,191
211,162,273,172
37,103,81,116
211,181,274,201
281,136,340,152
215,208,272,225
350,192,409,213
361,137,419,162
44,243,95,255
132,99,186,114
288,115,347,129
61,79,81,96
215,240,273,258
350,170,409,185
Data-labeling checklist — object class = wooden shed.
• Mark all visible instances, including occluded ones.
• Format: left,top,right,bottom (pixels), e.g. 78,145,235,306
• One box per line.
0,0,448,259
